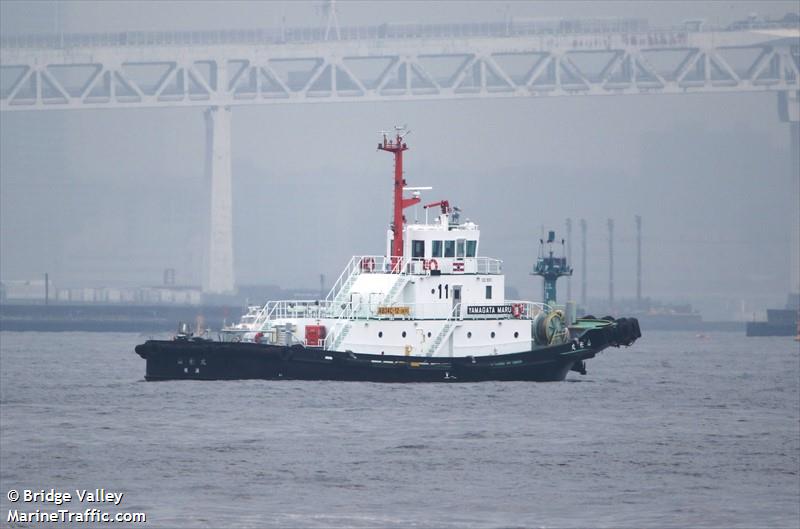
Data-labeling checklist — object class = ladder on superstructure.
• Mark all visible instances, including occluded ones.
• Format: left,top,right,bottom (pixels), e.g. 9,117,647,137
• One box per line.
427,303,461,356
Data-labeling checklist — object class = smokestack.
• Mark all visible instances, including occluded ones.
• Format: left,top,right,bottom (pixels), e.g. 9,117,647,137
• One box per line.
635,215,642,308
580,219,587,309
608,218,614,312
566,218,572,301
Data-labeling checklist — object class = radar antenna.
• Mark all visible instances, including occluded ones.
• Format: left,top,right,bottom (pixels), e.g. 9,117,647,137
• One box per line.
395,124,411,140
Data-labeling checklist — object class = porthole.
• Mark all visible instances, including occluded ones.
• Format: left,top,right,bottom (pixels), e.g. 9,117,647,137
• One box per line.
491,331,496,338
427,331,431,338
378,331,383,338
402,331,407,338
514,331,519,338
431,288,435,294
467,331,472,338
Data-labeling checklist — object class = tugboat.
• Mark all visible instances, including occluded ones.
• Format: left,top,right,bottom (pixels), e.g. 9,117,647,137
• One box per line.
135,128,641,382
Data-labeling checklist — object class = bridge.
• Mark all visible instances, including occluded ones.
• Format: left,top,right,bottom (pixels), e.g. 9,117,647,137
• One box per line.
2,17,799,293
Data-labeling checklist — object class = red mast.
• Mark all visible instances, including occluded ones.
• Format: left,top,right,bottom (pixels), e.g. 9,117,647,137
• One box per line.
378,128,419,266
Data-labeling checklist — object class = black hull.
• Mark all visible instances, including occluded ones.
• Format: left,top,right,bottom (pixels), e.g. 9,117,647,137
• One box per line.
135,337,617,383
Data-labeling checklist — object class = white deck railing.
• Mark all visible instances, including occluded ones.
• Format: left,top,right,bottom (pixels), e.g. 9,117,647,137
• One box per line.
325,254,503,305
506,300,553,319
261,299,334,323
247,299,552,328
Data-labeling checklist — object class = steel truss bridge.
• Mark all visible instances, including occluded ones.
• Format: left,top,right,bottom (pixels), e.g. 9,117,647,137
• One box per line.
2,19,799,293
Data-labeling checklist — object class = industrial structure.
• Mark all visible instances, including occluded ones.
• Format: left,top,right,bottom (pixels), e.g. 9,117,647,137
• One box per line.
565,218,573,302
1,16,798,294
532,230,573,305
635,215,642,309
607,218,615,311
580,218,588,308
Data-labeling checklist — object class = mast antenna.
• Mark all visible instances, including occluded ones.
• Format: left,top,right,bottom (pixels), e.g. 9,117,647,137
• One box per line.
378,125,420,267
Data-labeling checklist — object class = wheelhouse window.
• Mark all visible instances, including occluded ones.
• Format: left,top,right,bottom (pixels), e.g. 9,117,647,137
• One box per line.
485,285,492,299
466,240,477,257
444,240,455,258
411,240,425,259
432,240,443,258
456,239,465,258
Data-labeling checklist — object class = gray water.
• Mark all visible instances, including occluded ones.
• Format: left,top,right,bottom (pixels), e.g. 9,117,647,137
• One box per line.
0,331,798,528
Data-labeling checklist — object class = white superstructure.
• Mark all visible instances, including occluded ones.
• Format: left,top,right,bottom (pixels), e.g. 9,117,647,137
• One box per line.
220,129,565,356
223,211,551,357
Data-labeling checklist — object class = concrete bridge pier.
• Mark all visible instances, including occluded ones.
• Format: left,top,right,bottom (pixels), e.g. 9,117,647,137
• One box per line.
778,91,799,293
203,106,235,294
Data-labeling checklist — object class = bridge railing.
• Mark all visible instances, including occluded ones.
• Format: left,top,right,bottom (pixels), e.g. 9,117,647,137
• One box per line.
2,17,797,50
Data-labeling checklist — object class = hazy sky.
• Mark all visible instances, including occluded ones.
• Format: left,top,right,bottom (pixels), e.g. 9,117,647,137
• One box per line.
1,1,797,34
1,1,798,319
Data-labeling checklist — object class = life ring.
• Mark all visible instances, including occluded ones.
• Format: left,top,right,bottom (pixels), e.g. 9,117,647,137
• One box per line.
511,303,523,318
426,259,439,271
361,257,375,272
254,332,263,344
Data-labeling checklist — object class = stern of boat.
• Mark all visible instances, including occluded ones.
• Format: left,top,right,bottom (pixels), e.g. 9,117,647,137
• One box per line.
566,315,642,374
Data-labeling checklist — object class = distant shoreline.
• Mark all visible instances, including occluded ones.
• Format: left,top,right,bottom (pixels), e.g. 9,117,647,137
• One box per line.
0,303,244,333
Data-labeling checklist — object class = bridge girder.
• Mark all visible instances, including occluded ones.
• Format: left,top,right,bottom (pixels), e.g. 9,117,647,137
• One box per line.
1,30,798,111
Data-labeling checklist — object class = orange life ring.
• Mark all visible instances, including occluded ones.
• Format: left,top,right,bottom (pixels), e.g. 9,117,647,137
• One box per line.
427,258,439,271
512,304,523,318
361,257,375,272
